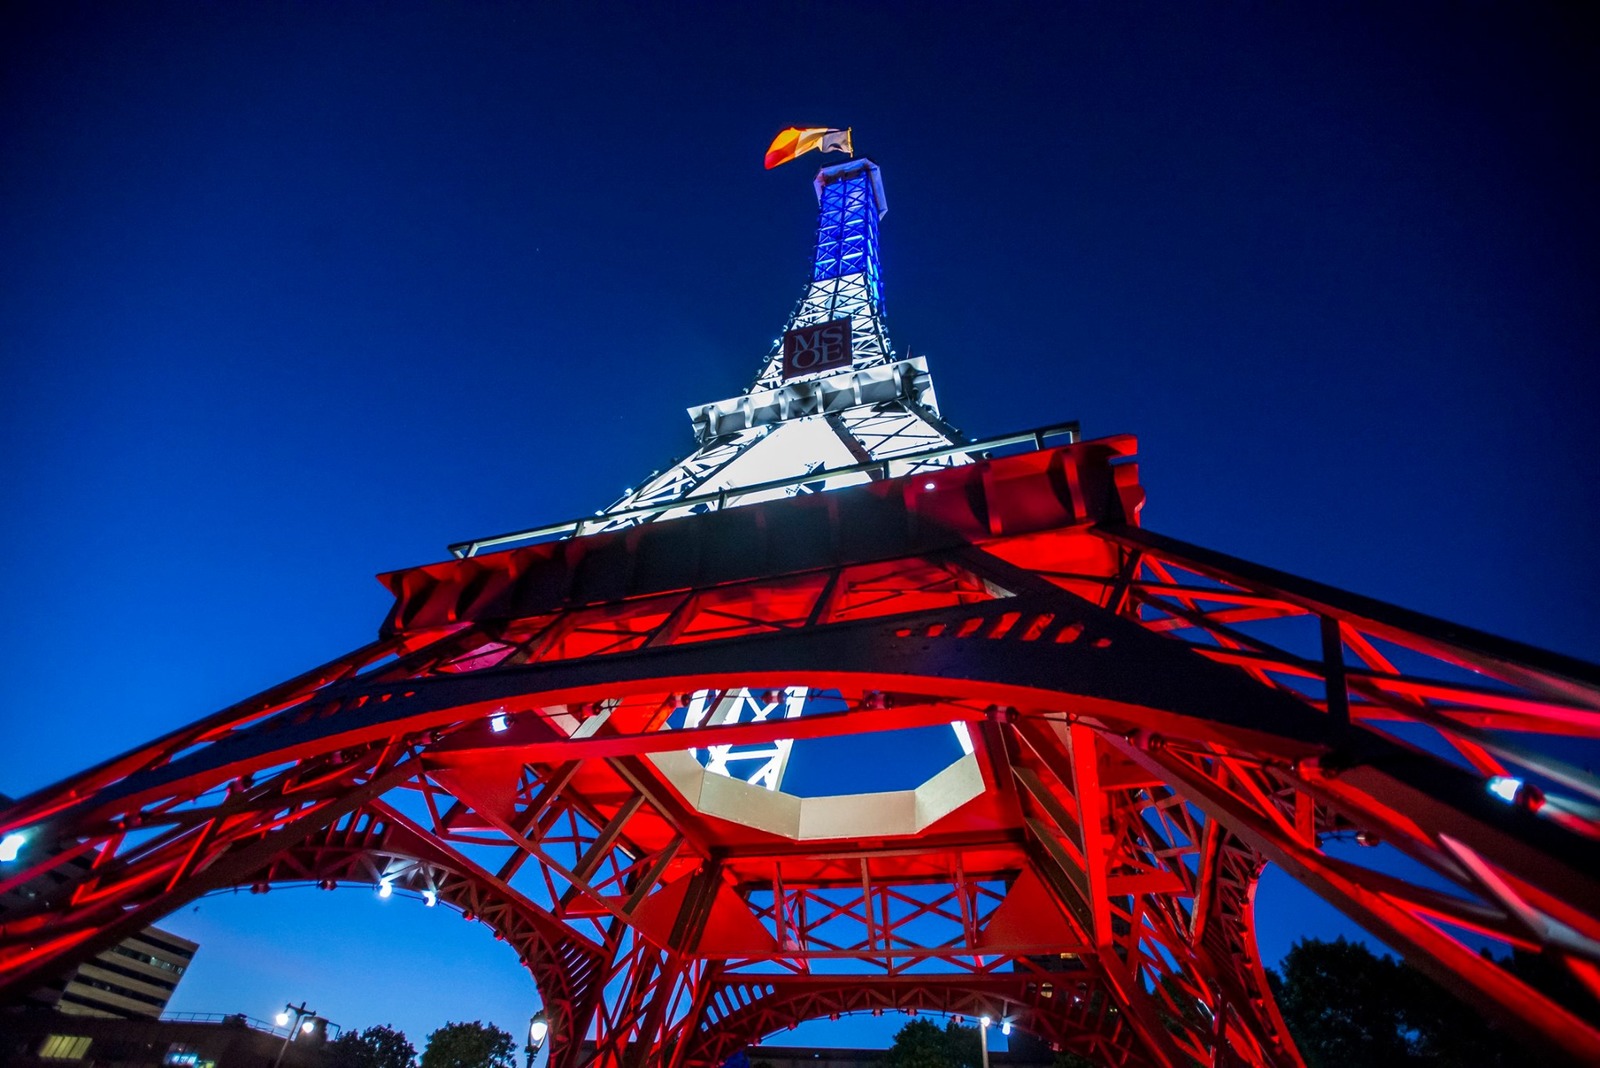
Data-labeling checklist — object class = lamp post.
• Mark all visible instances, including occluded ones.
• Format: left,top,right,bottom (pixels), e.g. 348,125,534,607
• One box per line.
271,1001,317,1068
525,1011,548,1068
979,1015,992,1068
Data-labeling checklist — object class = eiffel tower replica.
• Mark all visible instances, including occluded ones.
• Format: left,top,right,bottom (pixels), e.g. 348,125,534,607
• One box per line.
3,148,1599,1068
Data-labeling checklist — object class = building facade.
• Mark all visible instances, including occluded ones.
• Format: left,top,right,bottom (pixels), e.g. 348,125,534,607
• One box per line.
1,1012,326,1068
1,794,198,1020
50,927,198,1020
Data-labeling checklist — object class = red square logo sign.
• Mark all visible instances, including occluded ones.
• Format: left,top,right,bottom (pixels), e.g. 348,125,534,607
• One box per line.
782,318,853,380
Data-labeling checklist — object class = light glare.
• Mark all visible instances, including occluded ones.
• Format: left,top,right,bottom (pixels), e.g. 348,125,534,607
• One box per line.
301,1020,315,1034
422,889,438,907
1487,776,1522,804
0,832,24,863
490,713,509,733
981,1015,992,1028
378,878,393,899
275,1011,290,1027
1002,1020,1012,1036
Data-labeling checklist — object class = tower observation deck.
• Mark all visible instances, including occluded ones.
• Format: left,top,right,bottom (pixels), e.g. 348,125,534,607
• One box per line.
2,156,1599,1068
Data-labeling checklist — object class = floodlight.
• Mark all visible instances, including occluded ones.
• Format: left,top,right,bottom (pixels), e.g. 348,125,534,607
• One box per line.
1487,776,1522,804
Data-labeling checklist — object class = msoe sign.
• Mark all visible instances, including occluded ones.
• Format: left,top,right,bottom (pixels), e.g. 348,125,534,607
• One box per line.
782,317,853,380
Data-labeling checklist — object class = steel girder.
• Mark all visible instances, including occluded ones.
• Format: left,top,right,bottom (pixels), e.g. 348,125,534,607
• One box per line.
3,438,1599,1067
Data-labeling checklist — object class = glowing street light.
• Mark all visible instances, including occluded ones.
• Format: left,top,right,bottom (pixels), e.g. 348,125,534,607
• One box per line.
271,1001,327,1068
525,1011,549,1068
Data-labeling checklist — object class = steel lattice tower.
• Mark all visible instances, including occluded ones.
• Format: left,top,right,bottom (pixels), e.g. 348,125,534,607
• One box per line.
3,159,1599,1068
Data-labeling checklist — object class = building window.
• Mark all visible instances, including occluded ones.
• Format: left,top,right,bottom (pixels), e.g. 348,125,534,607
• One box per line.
69,974,169,1007
38,1035,92,1060
111,944,186,975
131,932,196,960
162,1045,215,1068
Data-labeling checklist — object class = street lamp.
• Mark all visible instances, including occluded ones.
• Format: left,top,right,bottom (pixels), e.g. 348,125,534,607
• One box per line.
271,1001,324,1068
979,1015,992,1068
525,1011,548,1068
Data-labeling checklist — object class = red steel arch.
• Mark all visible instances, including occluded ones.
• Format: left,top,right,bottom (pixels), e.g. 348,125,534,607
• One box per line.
3,436,1598,1066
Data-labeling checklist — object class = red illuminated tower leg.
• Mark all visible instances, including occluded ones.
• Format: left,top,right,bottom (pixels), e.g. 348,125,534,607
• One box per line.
5,450,1598,1062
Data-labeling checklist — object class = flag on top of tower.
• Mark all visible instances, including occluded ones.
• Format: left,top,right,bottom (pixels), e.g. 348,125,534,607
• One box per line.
764,127,853,169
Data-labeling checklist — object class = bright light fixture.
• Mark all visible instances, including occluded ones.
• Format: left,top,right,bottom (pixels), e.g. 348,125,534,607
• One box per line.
422,889,438,907
1487,776,1522,804
924,481,936,490
490,712,509,733
529,1013,549,1045
378,878,394,899
276,1011,290,1027
1001,1020,1012,1036
981,1015,992,1028
0,831,24,863
301,1019,315,1034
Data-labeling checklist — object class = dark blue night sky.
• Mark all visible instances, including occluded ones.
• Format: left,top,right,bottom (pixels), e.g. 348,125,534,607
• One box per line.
2,0,1596,1052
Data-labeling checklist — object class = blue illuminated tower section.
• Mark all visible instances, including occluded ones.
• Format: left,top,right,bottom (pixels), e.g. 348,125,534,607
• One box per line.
751,158,893,388
814,159,884,297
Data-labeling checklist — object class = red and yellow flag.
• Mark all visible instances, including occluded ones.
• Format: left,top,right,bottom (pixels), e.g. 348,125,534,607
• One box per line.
765,127,853,170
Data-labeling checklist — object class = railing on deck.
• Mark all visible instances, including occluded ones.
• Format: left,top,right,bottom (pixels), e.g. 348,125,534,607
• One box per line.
160,1011,282,1033
449,420,1081,558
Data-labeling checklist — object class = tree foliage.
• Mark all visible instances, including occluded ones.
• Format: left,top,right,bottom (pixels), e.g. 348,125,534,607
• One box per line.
884,1018,981,1068
1271,937,1544,1068
419,1021,517,1068
329,1025,416,1068
1051,1054,1095,1068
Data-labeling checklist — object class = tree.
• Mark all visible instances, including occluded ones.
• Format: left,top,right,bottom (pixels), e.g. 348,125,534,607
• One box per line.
420,1021,516,1068
329,1025,416,1068
884,1018,981,1068
1271,937,1528,1068
1052,1055,1095,1068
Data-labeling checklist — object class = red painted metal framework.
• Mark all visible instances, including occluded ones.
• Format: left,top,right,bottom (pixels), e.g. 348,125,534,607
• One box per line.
2,437,1598,1066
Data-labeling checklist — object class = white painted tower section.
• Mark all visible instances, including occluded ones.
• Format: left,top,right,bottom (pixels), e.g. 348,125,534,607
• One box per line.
590,160,979,791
